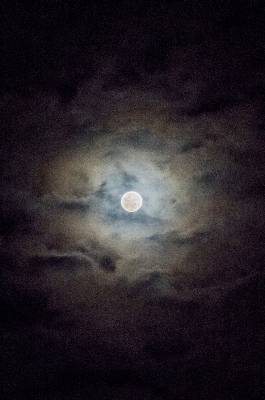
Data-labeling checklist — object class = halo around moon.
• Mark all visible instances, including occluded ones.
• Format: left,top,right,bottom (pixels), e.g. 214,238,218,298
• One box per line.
121,191,143,212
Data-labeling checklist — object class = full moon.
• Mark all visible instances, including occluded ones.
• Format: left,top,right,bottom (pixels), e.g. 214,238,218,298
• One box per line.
121,191,143,212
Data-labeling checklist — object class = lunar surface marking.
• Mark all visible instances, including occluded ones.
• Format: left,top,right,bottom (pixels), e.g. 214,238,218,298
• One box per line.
121,191,143,212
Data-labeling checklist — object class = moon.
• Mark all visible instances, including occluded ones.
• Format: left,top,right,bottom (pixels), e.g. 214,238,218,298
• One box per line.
121,191,143,212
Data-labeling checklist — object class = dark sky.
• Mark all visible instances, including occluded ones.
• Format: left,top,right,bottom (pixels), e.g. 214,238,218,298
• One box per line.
1,1,265,399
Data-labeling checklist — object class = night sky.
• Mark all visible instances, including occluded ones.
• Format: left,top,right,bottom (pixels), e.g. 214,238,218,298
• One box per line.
1,1,265,399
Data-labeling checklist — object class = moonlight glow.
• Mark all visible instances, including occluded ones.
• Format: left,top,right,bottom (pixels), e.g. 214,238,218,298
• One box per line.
121,191,142,212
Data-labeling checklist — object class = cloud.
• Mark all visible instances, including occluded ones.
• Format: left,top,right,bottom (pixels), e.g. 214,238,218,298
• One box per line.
148,230,210,246
43,194,91,213
175,139,204,153
187,94,238,117
1,6,265,397
29,254,93,273
98,255,116,272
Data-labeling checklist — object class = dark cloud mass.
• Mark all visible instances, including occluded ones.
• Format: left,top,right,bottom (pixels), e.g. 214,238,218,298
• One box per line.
1,1,265,399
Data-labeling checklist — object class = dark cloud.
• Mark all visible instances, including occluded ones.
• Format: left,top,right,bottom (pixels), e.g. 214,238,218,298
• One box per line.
101,69,144,92
117,129,166,151
149,230,209,246
187,94,238,116
45,195,91,213
105,208,162,225
29,254,92,274
98,255,116,272
121,171,139,188
127,271,169,298
175,139,204,153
